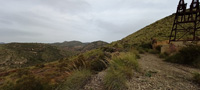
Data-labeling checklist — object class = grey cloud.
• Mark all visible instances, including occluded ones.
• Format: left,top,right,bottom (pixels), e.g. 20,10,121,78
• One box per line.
39,0,91,14
0,28,41,37
0,0,180,43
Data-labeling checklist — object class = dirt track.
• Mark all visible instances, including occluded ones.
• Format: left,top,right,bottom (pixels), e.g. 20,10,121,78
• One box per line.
83,53,200,90
128,53,200,90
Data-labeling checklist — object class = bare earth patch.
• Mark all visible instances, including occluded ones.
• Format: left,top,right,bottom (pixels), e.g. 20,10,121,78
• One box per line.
82,71,106,90
83,53,200,90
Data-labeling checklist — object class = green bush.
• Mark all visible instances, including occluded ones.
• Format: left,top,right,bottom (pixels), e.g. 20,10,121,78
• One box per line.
166,45,200,68
60,69,92,90
104,52,139,90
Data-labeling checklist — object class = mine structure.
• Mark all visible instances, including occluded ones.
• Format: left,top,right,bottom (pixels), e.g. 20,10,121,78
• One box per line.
169,0,200,43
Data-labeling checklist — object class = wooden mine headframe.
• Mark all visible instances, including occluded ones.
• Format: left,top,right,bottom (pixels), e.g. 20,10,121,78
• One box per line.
169,0,200,43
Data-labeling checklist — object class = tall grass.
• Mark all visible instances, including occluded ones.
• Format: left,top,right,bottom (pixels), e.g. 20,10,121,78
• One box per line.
67,49,109,72
104,52,139,90
59,69,92,90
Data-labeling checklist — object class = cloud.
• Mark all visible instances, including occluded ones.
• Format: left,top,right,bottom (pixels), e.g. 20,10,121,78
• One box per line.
0,0,180,43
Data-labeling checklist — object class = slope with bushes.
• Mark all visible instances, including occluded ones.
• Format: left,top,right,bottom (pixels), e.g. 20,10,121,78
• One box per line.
0,43,63,69
166,45,200,68
0,47,112,90
120,14,174,46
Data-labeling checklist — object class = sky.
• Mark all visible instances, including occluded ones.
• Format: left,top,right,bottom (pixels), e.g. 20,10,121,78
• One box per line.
0,0,193,43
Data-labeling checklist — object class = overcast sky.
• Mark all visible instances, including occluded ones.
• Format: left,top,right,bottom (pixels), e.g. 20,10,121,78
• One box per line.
0,0,192,43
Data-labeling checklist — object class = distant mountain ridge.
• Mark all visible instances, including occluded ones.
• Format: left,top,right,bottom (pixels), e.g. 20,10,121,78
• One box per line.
0,42,5,44
52,41,88,47
51,40,108,53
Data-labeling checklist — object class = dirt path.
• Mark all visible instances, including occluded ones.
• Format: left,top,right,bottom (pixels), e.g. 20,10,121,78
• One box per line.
83,53,200,90
82,71,106,90
127,53,200,90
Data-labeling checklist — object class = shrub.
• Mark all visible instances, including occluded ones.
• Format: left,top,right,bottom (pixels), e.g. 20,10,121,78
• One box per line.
159,52,169,58
193,72,200,84
60,69,92,90
10,75,52,90
139,43,152,49
0,82,15,90
104,52,139,90
35,64,45,68
15,68,31,78
57,62,68,73
155,45,162,52
101,46,116,53
137,47,145,54
66,49,110,72
90,59,107,72
148,49,159,54
14,75,44,90
166,45,200,68
104,69,127,90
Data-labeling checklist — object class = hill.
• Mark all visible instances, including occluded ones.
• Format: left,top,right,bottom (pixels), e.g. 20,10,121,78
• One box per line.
0,43,63,69
0,41,108,70
51,40,108,55
82,41,108,51
0,42,5,44
120,14,174,46
52,41,87,48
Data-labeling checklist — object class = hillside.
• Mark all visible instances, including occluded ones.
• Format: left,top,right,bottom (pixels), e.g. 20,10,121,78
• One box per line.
0,41,108,69
0,43,63,69
120,14,175,46
51,41,108,55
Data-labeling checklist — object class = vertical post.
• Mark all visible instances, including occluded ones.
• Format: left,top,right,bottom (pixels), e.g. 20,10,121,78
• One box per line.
194,22,196,40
